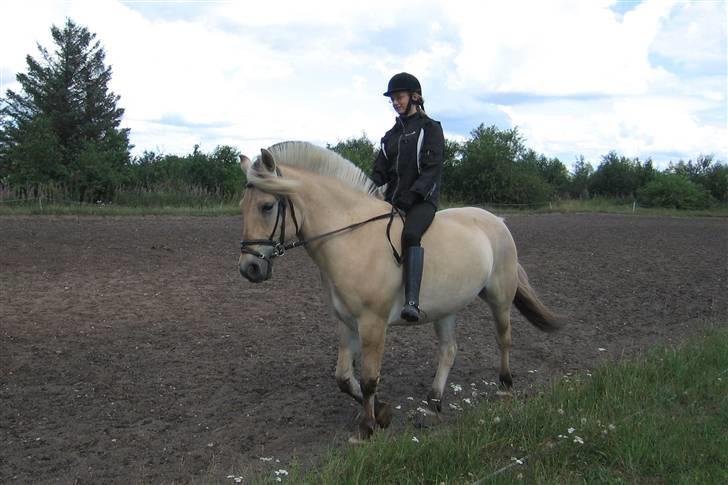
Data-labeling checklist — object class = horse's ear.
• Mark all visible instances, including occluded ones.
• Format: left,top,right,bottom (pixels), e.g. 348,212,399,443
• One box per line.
260,148,276,173
239,154,252,173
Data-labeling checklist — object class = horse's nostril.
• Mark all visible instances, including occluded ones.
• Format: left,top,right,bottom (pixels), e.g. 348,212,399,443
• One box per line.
248,262,261,276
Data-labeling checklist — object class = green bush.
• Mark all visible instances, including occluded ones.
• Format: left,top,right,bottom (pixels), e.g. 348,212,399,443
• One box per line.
637,173,713,209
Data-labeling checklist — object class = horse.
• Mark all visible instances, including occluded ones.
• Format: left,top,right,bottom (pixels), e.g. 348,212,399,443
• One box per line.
237,141,561,441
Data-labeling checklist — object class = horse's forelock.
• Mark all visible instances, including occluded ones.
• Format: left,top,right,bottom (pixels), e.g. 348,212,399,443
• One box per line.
246,167,299,195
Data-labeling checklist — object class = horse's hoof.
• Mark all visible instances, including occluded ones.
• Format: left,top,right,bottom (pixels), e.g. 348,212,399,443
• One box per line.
427,392,443,413
348,435,367,445
375,401,392,428
496,389,514,399
411,406,440,429
358,417,376,440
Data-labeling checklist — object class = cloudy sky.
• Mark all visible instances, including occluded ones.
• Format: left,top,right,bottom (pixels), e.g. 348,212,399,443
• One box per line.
1,0,725,169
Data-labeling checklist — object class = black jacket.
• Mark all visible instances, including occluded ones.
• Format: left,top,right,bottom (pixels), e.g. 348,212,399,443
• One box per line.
371,111,444,210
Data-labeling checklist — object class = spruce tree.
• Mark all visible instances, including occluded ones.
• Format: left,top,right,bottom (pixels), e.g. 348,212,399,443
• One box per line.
0,18,130,201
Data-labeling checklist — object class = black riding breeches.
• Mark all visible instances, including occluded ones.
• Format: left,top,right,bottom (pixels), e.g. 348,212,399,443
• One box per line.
401,201,436,250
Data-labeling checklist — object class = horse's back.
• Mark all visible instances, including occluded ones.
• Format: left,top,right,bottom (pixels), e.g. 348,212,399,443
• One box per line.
425,206,513,251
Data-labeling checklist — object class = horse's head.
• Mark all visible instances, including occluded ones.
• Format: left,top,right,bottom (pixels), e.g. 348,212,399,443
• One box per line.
238,148,300,283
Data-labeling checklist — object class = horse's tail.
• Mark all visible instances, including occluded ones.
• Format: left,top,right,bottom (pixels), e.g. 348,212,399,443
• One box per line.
513,263,562,332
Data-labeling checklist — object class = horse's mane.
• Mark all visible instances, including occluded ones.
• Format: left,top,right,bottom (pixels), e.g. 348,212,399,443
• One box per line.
252,141,378,196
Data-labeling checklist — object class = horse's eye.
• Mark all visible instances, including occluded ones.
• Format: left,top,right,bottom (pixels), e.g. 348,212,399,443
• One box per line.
261,202,275,213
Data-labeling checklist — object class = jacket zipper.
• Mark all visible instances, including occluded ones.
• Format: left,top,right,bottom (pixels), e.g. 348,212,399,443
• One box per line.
392,117,404,202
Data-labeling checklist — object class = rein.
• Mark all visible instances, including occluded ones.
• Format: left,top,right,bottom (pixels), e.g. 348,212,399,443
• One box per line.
240,194,403,264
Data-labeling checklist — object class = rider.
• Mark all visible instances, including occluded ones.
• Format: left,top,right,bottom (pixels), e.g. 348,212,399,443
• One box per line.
370,72,445,323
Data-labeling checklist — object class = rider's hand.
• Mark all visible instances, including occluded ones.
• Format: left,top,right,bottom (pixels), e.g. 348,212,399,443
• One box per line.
396,191,421,211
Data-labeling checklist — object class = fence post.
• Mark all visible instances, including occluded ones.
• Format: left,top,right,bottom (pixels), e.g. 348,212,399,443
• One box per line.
632,200,636,213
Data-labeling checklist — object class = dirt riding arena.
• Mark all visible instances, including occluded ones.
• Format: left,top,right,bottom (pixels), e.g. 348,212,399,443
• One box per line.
1,213,726,483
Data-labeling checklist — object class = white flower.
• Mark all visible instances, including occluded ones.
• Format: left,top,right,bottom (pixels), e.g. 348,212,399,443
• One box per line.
450,383,463,393
598,348,607,352
274,469,288,477
260,456,273,462
463,398,472,405
568,427,576,434
608,424,616,431
407,396,414,400
580,417,587,425
557,408,565,415
412,436,419,443
573,436,584,444
395,405,401,410
493,416,501,424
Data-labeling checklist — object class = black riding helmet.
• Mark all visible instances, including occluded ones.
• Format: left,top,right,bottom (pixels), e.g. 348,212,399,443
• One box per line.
383,72,422,96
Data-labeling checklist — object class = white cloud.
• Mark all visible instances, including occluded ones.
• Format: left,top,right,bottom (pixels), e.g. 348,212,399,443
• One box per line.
0,0,725,167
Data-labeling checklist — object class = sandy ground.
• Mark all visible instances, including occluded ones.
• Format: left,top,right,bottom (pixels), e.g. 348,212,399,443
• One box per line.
1,213,726,483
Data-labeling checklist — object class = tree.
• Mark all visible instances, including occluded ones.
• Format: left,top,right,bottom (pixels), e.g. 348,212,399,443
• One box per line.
327,134,377,174
668,155,727,202
589,151,647,198
0,18,130,201
444,124,552,205
637,173,713,209
568,156,594,199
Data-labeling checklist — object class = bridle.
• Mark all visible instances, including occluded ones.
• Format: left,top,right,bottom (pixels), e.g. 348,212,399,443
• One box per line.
240,187,402,265
239,193,301,262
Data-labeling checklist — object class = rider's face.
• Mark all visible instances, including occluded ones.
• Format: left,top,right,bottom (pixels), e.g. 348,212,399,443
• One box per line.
389,92,410,115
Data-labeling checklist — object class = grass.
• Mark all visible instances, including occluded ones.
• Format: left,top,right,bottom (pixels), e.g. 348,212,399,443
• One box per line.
247,325,727,484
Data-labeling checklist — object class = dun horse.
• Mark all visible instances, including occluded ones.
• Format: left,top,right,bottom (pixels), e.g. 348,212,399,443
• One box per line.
238,141,560,441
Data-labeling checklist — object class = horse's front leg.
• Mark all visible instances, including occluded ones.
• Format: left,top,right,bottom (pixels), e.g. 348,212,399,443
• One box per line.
353,313,388,441
335,320,362,403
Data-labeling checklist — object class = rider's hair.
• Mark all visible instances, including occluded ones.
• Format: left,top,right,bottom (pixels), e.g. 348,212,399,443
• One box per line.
411,92,426,114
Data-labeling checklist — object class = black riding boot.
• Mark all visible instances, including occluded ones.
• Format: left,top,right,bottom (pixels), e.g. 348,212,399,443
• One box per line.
401,246,424,322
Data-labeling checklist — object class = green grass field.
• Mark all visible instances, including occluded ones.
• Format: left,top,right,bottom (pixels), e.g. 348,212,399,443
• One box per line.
248,325,727,484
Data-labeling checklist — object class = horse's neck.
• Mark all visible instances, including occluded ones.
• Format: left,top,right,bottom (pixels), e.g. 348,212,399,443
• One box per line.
292,170,389,262
296,172,382,233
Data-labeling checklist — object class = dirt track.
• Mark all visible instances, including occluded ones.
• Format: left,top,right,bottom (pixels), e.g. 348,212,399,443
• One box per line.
1,213,726,484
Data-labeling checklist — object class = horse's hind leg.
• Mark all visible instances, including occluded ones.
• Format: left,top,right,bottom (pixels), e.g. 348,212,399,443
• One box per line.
480,291,514,391
428,314,457,412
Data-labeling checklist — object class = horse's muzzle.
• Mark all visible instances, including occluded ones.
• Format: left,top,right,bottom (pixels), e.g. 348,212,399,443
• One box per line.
239,258,272,283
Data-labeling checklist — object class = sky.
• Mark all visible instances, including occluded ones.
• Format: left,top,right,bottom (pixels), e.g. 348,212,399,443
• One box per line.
1,0,726,170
